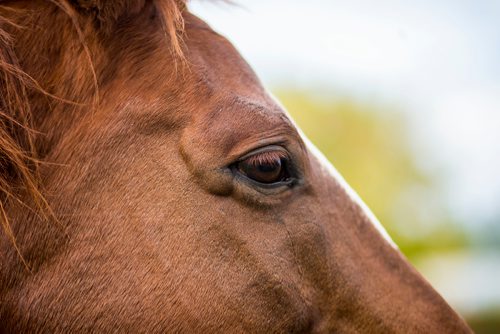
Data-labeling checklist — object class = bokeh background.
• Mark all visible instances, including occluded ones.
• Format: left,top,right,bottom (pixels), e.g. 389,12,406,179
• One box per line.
190,1,500,332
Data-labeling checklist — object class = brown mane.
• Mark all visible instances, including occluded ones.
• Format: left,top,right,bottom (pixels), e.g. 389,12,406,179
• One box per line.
0,0,187,255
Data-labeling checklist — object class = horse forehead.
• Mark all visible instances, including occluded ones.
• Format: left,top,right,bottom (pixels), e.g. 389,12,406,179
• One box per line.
183,18,266,95
180,40,295,145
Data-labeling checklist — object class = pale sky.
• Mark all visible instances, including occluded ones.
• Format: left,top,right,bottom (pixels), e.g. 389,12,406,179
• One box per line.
190,0,500,231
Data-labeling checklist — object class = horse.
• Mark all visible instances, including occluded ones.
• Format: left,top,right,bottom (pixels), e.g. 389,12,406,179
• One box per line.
0,1,472,332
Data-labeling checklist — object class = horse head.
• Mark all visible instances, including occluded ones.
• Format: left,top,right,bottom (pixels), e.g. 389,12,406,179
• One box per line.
0,1,472,332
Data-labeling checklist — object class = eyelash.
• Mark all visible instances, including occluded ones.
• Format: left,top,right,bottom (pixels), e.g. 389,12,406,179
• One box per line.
242,150,288,167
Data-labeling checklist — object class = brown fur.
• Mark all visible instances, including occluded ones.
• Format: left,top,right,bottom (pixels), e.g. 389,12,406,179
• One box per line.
0,0,186,257
0,1,472,332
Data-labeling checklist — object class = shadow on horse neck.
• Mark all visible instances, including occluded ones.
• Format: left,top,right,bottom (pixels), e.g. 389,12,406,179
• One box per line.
0,1,472,332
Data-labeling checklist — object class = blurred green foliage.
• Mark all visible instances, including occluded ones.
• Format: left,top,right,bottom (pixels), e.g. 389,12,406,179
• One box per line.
274,88,469,259
467,308,500,334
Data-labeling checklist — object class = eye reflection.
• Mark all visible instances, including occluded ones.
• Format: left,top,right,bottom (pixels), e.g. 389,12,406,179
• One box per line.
237,150,289,184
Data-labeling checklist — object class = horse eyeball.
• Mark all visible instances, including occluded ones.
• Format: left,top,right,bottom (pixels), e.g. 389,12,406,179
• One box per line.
237,151,288,184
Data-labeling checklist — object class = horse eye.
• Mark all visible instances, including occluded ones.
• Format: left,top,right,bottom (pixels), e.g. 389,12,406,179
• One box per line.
236,150,289,184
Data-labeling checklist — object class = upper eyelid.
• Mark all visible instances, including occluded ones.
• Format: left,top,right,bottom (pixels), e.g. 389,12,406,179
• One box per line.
236,145,290,162
243,150,288,163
